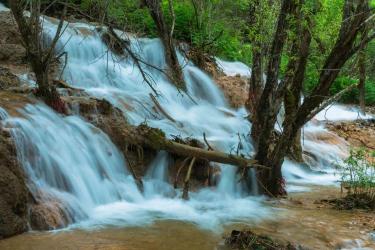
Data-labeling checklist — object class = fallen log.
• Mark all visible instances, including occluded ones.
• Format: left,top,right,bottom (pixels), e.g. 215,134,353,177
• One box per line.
133,124,263,169
68,97,263,170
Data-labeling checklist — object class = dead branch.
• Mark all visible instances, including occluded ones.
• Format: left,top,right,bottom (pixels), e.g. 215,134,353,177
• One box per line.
305,83,358,122
149,93,177,123
182,157,196,200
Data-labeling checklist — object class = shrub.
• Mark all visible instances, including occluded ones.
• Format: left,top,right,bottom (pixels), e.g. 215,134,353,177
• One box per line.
335,148,375,209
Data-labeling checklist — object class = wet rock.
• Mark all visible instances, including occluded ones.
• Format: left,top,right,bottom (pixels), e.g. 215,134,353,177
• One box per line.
0,67,20,90
326,120,375,153
64,96,156,178
29,199,71,231
214,75,248,108
63,96,216,188
0,129,28,239
168,136,217,189
0,12,26,65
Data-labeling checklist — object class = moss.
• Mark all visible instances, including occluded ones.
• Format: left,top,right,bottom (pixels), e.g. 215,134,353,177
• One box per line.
137,123,167,149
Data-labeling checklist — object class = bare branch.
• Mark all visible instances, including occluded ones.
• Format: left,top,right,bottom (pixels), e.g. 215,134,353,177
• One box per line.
304,83,358,123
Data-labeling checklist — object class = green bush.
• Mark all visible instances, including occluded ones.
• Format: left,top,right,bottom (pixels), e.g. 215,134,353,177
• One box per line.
336,148,375,199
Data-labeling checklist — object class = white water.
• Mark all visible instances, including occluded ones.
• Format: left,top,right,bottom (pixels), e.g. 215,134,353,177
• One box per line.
0,3,8,12
216,58,251,77
315,104,372,121
0,14,369,231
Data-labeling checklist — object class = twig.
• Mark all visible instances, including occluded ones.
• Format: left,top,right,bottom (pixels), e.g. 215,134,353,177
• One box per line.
149,93,177,123
203,132,214,151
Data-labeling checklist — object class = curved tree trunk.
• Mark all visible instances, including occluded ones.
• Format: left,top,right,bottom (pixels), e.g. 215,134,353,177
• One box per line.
142,0,186,91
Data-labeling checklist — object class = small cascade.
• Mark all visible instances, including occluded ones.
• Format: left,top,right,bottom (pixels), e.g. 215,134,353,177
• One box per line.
1,104,142,222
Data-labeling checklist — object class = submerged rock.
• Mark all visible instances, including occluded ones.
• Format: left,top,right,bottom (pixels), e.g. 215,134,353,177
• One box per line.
29,200,71,230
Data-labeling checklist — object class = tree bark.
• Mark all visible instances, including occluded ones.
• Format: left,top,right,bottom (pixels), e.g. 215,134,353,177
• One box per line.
142,0,186,90
246,0,264,133
254,1,373,197
9,0,67,113
358,49,366,114
106,122,262,169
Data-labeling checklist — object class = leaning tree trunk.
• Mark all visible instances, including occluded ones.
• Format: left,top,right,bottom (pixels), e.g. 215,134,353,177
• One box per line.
143,0,185,90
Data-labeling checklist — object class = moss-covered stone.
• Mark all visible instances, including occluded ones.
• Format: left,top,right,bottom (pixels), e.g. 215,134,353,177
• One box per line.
137,123,167,149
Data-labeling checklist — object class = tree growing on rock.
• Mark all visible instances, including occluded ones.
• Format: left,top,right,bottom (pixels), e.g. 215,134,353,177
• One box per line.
247,0,374,196
9,0,67,113
141,0,186,91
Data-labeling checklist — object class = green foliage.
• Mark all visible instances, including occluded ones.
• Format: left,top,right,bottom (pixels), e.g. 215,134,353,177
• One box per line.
336,148,375,199
74,0,374,107
304,75,375,106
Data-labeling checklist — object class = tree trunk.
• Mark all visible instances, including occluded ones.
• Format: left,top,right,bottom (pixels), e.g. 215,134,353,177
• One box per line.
143,0,185,90
358,49,366,115
9,0,66,113
289,129,303,162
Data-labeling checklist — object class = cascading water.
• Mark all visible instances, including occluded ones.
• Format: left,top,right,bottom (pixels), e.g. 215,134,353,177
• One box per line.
1,103,270,231
42,18,255,197
0,11,371,232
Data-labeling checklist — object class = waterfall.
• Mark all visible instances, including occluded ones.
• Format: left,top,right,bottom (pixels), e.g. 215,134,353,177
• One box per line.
1,12,371,231
41,18,255,196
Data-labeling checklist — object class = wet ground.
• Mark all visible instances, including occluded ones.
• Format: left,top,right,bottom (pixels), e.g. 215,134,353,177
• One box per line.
1,185,374,250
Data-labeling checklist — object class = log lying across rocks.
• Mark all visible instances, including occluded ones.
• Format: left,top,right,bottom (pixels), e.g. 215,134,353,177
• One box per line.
65,97,263,170
126,123,263,169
